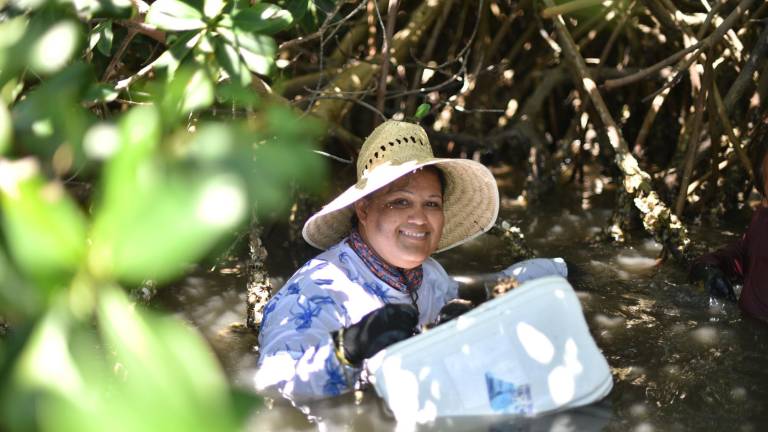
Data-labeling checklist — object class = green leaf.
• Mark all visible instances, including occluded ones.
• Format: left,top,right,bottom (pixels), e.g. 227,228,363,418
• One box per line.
414,103,431,120
276,0,310,21
215,81,261,108
0,100,10,155
82,83,119,105
0,16,28,50
1,78,23,106
88,21,113,55
89,107,247,284
217,27,276,76
68,0,133,19
0,17,29,87
214,38,251,87
0,159,87,290
146,0,206,31
11,63,94,164
2,289,246,432
94,288,242,432
179,68,214,114
7,0,47,11
82,122,121,160
233,3,293,35
96,21,113,56
156,66,214,122
30,20,83,75
0,246,37,315
241,106,327,213
151,31,203,79
203,0,225,19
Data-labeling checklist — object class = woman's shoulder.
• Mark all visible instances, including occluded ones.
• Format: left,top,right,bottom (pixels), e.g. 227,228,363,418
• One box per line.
422,257,452,281
281,241,359,287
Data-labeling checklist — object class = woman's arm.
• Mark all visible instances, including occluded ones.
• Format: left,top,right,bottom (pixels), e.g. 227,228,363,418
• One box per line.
255,288,356,402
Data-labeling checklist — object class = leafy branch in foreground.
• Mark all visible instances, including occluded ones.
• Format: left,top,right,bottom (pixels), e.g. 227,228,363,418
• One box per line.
0,1,327,431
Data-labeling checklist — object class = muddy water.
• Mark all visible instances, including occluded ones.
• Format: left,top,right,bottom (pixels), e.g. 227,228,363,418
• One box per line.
158,185,768,432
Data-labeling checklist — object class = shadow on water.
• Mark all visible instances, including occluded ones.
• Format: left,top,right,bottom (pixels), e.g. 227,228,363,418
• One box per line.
157,182,768,431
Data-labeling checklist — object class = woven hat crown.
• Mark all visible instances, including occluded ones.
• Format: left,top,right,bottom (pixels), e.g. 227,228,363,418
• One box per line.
357,121,432,180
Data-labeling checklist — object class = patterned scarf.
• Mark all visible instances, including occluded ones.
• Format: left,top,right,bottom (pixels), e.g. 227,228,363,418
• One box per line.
347,229,423,294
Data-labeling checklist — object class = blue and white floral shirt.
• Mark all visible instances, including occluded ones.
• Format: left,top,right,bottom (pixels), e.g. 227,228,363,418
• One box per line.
254,238,457,402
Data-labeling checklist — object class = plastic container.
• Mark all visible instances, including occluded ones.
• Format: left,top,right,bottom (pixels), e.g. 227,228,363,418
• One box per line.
365,276,612,425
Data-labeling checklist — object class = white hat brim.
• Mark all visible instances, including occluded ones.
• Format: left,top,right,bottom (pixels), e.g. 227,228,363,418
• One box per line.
302,158,499,252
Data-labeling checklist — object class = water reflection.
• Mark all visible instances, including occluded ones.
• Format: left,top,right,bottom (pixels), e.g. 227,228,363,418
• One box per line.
244,391,614,432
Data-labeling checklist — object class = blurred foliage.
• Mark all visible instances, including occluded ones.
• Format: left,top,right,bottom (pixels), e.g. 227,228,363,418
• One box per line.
0,0,326,430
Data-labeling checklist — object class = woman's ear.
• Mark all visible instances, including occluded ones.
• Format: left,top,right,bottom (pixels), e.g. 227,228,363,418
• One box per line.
354,199,369,225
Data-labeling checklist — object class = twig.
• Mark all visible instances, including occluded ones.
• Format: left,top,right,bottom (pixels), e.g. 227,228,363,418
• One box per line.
674,55,712,216
598,1,635,66
632,87,670,155
541,0,608,19
486,1,526,63
103,28,138,82
447,1,470,60
712,83,756,183
312,150,353,164
311,94,387,121
722,20,768,114
388,71,466,99
374,0,399,126
367,0,377,57
604,0,756,91
700,0,744,63
571,6,610,41
640,0,683,43
405,0,454,114
279,0,366,51
631,0,720,154
603,42,701,90
116,19,165,44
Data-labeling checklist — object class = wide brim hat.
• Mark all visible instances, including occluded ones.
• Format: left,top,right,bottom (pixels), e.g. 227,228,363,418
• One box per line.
302,120,499,252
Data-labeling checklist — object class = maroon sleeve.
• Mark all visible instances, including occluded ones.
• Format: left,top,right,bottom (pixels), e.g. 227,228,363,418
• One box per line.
696,235,747,280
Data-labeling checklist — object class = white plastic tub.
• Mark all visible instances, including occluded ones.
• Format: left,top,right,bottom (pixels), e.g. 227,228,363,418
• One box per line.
365,276,612,424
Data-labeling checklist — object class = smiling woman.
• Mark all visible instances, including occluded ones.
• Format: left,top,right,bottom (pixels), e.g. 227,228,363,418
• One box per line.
254,120,499,402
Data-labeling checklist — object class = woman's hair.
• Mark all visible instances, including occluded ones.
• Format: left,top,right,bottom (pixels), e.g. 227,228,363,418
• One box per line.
750,115,768,196
350,165,446,227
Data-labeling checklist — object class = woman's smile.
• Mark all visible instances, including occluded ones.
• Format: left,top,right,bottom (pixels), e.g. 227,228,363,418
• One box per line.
399,228,428,239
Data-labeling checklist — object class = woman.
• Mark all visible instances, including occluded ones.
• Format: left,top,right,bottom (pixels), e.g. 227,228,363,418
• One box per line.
254,120,499,402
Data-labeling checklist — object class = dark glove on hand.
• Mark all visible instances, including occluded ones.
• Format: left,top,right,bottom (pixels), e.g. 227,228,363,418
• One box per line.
332,303,419,367
690,262,737,302
435,299,473,325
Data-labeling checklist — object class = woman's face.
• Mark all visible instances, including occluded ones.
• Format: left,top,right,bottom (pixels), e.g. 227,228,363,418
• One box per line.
355,169,445,269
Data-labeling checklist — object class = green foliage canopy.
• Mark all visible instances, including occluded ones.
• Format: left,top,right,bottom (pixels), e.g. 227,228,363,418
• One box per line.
0,0,328,430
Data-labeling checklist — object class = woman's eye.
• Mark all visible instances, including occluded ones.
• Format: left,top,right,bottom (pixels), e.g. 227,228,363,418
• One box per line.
426,201,442,208
387,199,409,208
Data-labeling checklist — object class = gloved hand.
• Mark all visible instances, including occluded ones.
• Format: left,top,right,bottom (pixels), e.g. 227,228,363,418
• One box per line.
690,262,737,302
435,299,473,325
332,303,419,367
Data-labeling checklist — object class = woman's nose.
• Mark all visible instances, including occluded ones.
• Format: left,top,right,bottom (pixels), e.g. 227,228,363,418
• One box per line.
407,205,428,223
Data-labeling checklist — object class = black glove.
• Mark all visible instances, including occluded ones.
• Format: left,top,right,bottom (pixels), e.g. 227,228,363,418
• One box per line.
435,299,473,325
690,262,737,302
332,303,419,367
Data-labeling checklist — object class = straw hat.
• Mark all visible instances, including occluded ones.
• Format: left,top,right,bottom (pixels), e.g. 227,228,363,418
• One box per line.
302,120,499,252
